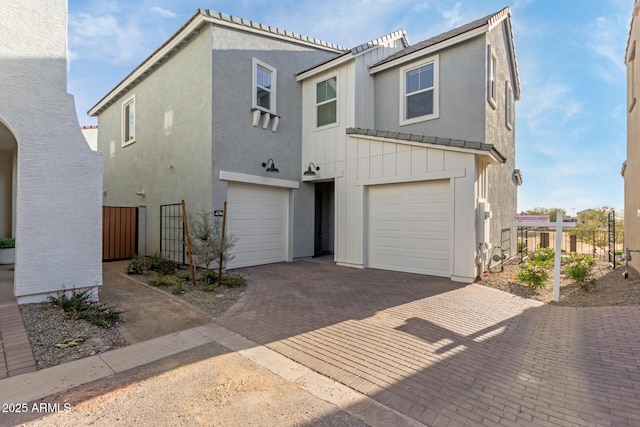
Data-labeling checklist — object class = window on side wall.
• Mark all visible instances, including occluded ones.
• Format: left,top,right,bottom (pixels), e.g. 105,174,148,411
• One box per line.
505,81,514,130
487,45,497,109
122,95,135,146
252,58,277,114
316,76,337,127
629,41,636,113
400,56,439,125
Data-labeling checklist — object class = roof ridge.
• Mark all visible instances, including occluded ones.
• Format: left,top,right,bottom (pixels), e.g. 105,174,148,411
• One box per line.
350,29,408,54
201,9,349,52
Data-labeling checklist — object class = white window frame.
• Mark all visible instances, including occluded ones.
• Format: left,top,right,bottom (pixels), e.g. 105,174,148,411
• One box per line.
122,95,136,147
505,81,514,130
252,58,277,114
629,41,636,113
315,76,338,129
487,45,497,109
399,55,440,126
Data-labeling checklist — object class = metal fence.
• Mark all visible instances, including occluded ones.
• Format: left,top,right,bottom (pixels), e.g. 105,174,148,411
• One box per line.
517,228,623,261
160,203,185,265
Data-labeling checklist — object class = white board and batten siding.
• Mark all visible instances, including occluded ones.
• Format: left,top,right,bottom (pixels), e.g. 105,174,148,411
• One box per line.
368,180,450,276
225,182,289,269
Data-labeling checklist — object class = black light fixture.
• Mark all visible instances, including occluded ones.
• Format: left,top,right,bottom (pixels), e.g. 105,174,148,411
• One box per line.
304,162,320,176
262,158,279,172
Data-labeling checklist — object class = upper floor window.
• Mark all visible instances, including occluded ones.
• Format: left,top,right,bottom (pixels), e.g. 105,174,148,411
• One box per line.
253,58,277,114
505,81,514,130
487,45,497,109
122,95,135,146
316,76,337,127
400,56,439,125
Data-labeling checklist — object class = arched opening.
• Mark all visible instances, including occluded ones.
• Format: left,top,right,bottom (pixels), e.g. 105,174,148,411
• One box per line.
0,119,17,303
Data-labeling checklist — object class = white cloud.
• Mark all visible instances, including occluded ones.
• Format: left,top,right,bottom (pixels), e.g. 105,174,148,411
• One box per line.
151,6,179,19
440,2,462,27
518,81,582,132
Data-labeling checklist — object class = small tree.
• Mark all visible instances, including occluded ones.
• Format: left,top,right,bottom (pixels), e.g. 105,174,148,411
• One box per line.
189,211,236,269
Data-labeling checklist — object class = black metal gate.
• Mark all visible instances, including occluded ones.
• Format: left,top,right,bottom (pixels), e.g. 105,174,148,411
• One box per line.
160,203,185,265
608,210,616,268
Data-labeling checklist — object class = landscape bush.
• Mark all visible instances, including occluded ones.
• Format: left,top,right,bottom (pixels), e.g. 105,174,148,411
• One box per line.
516,262,550,290
49,289,125,329
564,253,596,291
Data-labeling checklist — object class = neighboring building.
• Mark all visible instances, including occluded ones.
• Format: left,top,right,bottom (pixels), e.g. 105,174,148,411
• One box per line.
92,8,520,283
298,7,520,282
81,125,98,150
0,0,103,303
625,0,640,271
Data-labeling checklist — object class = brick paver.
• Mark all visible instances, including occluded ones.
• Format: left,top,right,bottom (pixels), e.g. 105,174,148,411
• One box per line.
0,304,36,378
217,261,640,426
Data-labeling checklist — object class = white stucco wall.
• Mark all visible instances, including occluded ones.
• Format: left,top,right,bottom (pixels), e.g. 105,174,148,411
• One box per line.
0,0,104,303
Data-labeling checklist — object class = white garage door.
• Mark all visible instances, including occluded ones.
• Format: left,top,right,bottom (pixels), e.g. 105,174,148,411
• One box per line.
226,182,288,269
368,180,450,276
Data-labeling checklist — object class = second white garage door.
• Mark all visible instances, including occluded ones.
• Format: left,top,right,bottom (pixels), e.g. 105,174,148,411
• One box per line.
226,182,288,269
368,180,450,276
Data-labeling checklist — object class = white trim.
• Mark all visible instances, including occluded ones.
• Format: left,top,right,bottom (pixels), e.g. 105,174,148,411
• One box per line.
219,170,299,188
369,26,487,75
301,169,344,182
399,55,439,125
346,133,499,162
252,58,277,114
356,169,465,186
296,53,352,81
121,95,136,147
505,80,514,130
336,262,364,269
315,75,338,129
487,45,497,110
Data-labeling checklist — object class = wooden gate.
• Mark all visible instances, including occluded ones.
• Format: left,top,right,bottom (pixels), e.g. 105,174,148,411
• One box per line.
103,206,138,261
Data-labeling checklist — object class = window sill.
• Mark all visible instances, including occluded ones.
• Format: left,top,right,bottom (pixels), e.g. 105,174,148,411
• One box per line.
314,121,339,132
252,108,281,131
400,113,439,126
488,98,497,110
122,138,136,148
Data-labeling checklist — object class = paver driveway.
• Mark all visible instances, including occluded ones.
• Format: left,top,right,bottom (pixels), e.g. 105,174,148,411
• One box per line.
217,261,640,426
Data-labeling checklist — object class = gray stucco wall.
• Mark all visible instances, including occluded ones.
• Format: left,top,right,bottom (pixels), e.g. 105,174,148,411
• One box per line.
208,26,339,260
485,22,518,254
99,27,214,255
373,35,486,142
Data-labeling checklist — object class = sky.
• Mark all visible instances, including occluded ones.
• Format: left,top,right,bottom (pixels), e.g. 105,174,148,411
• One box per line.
67,0,632,215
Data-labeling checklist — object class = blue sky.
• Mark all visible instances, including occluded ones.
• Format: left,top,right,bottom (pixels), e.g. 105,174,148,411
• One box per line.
67,0,632,215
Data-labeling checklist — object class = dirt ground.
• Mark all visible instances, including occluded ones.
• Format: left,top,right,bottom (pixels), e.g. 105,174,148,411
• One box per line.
477,257,640,306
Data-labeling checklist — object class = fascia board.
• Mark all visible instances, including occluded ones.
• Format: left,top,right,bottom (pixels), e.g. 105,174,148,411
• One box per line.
368,26,487,75
296,54,353,81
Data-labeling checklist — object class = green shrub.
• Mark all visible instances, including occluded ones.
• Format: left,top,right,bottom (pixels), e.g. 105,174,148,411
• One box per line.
516,262,550,290
530,248,555,266
0,237,15,248
148,275,182,287
127,254,149,274
171,282,185,295
221,273,247,288
564,254,596,290
147,252,176,275
200,269,217,286
49,289,125,329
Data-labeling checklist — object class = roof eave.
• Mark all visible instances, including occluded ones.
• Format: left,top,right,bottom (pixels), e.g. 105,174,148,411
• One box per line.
368,25,487,75
296,52,353,81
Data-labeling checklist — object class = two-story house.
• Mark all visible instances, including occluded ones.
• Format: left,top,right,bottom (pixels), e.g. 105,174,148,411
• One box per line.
0,0,103,303
90,10,345,268
298,7,520,282
92,7,520,283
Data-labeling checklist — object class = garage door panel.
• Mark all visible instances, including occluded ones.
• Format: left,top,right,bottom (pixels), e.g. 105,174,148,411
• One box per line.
369,180,450,277
227,183,288,269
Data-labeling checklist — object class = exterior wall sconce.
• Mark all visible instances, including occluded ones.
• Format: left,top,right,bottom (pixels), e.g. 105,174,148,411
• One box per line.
135,190,146,197
262,159,279,172
304,162,320,176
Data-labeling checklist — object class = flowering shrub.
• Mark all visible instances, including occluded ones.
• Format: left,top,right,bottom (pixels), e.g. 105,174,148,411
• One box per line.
564,254,596,290
49,289,126,329
530,248,555,268
517,261,550,290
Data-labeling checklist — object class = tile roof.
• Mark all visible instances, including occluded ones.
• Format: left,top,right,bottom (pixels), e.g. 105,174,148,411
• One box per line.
345,127,506,163
371,7,509,69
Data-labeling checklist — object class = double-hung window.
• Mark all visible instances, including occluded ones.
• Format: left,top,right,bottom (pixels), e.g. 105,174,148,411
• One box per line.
316,77,337,127
400,56,439,125
122,95,135,146
252,58,277,114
